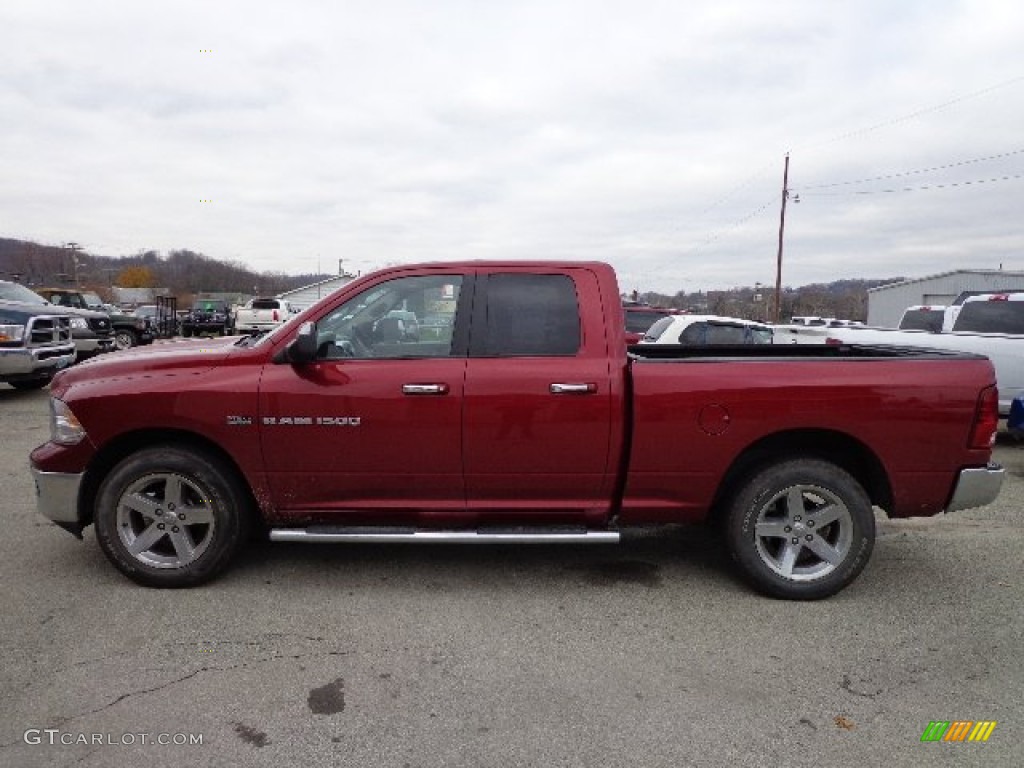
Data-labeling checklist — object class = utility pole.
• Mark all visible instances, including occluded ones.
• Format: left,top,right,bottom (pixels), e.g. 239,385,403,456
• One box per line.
64,241,83,285
773,154,790,323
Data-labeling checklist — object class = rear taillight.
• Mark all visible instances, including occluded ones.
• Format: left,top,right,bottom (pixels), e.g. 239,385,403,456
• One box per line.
825,337,843,345
273,310,279,321
969,385,999,449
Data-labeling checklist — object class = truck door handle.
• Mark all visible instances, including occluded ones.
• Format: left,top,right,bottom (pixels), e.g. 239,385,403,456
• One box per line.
402,383,450,395
549,383,597,394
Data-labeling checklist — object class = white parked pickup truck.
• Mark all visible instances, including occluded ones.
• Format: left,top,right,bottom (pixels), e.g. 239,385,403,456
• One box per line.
233,298,297,334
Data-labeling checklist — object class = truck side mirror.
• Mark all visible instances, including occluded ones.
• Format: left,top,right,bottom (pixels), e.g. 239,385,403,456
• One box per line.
276,321,318,364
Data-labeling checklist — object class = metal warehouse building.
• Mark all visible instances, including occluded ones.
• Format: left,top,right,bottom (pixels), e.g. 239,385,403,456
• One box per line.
867,269,1024,327
277,274,355,312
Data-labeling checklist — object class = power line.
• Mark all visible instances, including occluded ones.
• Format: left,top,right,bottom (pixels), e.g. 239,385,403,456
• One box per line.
680,197,776,254
798,173,1024,197
801,75,1024,150
799,148,1024,189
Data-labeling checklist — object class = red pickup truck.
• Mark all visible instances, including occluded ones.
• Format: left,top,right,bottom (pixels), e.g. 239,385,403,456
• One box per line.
30,261,1004,599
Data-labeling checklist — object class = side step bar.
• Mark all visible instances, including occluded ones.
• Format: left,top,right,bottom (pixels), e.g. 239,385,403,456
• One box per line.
269,526,620,544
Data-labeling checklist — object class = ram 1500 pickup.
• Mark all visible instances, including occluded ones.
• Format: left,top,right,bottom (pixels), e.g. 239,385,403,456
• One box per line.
29,262,1004,599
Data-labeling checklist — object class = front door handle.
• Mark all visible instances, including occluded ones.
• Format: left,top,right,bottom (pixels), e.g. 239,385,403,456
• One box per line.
549,383,597,394
403,383,450,395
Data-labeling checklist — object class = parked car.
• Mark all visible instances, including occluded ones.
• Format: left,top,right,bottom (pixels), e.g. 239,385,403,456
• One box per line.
31,261,1003,600
641,314,773,345
623,304,682,344
1,282,114,360
181,299,232,337
34,287,153,350
233,297,297,334
0,282,76,389
132,304,179,338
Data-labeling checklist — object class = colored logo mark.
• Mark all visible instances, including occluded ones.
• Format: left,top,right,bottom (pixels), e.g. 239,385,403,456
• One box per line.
920,721,997,742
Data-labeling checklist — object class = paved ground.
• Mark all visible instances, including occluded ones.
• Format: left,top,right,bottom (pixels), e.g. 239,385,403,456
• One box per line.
1,384,1021,767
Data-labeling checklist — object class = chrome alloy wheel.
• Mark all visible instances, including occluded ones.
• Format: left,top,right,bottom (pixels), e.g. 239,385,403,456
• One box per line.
752,484,854,582
115,472,216,569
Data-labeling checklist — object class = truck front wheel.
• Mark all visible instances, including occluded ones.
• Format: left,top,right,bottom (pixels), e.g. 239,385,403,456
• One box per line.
724,459,875,600
114,329,137,350
94,446,250,587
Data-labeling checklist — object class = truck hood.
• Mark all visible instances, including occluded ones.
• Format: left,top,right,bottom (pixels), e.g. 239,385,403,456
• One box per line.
53,336,239,387
0,298,109,321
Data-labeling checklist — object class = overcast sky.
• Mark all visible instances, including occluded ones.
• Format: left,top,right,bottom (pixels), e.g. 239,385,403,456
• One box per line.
2,0,1022,293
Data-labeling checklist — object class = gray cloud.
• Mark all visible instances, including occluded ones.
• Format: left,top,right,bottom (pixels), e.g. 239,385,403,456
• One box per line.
1,0,1022,292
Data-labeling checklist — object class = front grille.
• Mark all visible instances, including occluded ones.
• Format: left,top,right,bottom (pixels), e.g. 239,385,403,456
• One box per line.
88,316,112,335
26,316,73,348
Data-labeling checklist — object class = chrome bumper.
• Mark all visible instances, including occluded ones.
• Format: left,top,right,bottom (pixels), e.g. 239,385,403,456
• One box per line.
31,467,84,526
946,464,1005,513
0,345,76,376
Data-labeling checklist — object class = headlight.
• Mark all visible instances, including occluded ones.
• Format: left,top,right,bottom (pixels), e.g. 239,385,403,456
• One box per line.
69,317,88,329
50,398,86,445
0,324,26,342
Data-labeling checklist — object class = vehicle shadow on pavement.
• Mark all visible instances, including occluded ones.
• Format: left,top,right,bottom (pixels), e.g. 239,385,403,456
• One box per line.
230,523,740,593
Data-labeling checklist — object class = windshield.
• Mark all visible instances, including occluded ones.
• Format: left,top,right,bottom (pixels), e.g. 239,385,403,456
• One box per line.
0,282,48,304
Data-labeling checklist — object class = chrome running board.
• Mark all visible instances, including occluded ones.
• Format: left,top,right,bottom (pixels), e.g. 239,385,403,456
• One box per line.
269,526,620,544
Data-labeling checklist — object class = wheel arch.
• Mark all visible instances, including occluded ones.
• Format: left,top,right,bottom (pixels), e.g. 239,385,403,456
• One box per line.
79,429,260,528
709,429,893,523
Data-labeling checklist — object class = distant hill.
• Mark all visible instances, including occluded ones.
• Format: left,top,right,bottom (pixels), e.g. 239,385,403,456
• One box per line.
634,276,903,323
1,236,902,320
0,238,329,297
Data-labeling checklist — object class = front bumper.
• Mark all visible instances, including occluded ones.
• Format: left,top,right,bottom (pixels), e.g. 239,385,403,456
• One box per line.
0,344,76,377
31,466,85,537
74,337,115,354
946,463,1005,513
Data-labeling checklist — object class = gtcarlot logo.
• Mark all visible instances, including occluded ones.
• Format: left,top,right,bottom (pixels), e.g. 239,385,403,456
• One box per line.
920,721,997,742
24,729,203,746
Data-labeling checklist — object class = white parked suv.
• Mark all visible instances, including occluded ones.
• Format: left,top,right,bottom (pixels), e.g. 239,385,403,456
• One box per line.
640,314,774,345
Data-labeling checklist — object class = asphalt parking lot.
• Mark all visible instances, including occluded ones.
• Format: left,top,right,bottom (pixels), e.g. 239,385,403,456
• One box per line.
1,384,1021,768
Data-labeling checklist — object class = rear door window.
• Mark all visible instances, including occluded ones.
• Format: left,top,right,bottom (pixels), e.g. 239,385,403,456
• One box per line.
474,274,581,356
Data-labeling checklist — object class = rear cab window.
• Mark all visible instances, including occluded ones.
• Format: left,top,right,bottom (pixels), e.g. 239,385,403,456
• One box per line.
899,307,945,332
952,295,1024,334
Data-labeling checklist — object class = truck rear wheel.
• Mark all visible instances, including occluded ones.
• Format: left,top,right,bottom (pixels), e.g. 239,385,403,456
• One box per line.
94,446,250,588
724,459,874,600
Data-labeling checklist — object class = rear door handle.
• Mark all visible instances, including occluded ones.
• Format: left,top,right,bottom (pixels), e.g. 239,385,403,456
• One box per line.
402,383,450,395
549,383,597,394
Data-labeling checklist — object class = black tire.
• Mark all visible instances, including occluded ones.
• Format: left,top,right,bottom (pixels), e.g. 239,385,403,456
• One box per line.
9,376,51,390
182,327,193,338
94,446,251,587
724,458,875,600
114,329,137,350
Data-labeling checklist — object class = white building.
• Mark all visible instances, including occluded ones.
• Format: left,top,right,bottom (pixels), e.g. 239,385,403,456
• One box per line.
277,274,356,312
867,269,1024,327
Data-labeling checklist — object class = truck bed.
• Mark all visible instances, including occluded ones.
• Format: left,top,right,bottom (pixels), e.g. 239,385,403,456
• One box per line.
629,342,982,361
